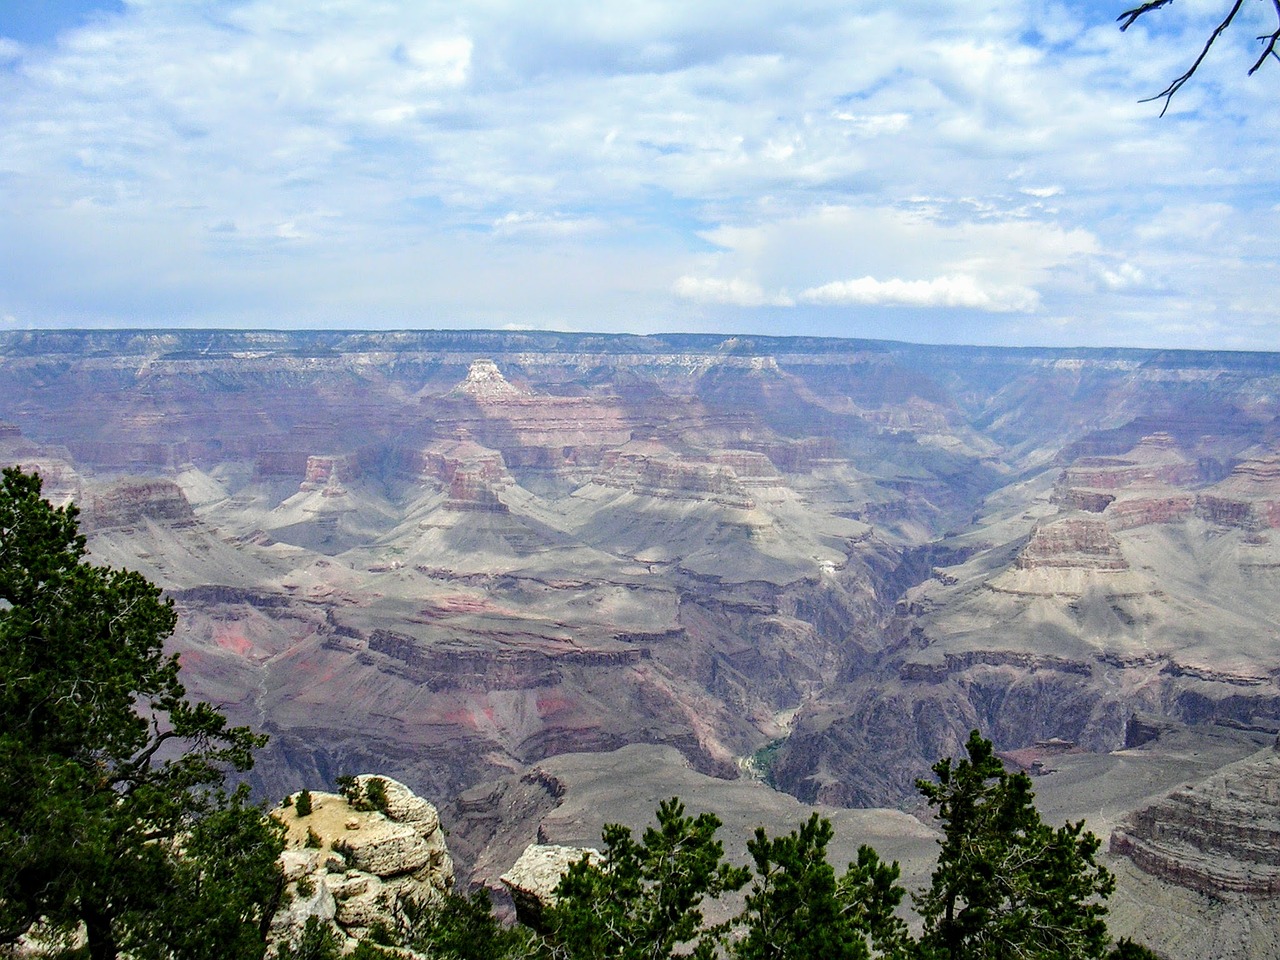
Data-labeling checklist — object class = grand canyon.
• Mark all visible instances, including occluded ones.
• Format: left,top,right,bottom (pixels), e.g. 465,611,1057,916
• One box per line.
5,328,1280,957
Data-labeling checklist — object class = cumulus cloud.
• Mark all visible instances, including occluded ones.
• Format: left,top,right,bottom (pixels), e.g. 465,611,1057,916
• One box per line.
799,275,1038,312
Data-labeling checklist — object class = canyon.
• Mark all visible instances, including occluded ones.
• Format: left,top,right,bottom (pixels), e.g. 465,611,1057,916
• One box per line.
4,329,1280,957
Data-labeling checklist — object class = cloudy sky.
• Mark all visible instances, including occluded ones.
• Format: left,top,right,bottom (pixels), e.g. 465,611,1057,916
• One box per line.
0,0,1277,348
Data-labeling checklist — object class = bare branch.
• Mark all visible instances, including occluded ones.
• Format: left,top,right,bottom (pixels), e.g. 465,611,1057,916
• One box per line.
1117,1,1178,33
1249,0,1280,74
1119,1,1280,115
1141,1,1246,115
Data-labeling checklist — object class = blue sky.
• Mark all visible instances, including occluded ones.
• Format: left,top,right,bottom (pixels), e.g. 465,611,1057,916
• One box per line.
0,0,1277,348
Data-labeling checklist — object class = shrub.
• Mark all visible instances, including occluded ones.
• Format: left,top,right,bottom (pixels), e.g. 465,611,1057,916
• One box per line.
365,777,390,814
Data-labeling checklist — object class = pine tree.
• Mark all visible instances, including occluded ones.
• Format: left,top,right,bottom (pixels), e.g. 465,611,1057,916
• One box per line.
913,730,1115,960
545,797,750,960
0,468,284,959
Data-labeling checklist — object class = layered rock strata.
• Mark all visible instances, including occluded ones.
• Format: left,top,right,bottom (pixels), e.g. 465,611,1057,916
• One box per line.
80,478,196,532
1111,746,1280,897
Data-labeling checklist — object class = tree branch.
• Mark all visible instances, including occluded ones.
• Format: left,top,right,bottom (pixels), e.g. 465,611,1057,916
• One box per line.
1138,1,1246,115
1119,1,1280,115
1117,1,1179,33
1249,0,1280,74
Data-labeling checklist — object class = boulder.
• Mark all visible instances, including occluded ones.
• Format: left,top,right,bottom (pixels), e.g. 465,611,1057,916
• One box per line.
500,843,600,930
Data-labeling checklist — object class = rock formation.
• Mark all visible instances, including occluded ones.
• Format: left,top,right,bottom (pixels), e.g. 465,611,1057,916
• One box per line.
80,478,196,532
5,329,1280,825
500,843,600,929
1111,745,1280,897
271,775,454,948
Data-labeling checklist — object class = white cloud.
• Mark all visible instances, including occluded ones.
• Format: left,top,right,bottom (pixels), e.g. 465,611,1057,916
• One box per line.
492,211,607,238
1098,262,1147,292
673,276,793,308
799,274,1038,312
832,111,911,136
0,0,1276,347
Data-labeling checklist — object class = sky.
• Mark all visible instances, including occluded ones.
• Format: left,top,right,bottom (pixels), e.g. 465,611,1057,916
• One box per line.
0,1,1277,349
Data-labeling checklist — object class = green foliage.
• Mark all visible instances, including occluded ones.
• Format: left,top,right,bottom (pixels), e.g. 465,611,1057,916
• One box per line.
913,730,1115,960
334,775,388,813
0,468,283,959
282,795,294,808
1109,938,1163,960
403,890,530,960
545,797,750,960
331,838,356,867
365,777,390,814
348,942,406,960
296,875,316,899
275,918,342,960
733,813,909,960
295,789,313,817
746,739,784,787
125,787,288,960
336,775,362,806
305,827,323,849
836,844,912,958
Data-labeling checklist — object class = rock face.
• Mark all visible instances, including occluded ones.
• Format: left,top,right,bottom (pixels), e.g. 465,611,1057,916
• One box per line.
1017,515,1129,571
1197,457,1280,530
80,478,196,532
1111,746,1280,897
452,358,528,400
500,843,600,929
271,776,453,948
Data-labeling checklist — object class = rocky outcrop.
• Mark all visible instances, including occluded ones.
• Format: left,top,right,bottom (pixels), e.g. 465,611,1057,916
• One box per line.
1016,516,1128,571
1196,458,1280,530
80,478,196,532
592,443,758,509
500,843,601,929
1111,746,1280,897
1052,435,1201,530
300,455,356,492
1104,491,1195,530
271,776,454,948
365,630,649,691
451,359,528,400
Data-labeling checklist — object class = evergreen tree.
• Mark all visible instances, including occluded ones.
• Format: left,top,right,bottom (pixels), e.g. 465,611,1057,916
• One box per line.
913,730,1115,960
545,797,750,960
403,889,532,960
0,468,284,959
734,812,910,960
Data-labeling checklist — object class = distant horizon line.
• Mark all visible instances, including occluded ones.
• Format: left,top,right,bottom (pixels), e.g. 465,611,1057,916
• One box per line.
1,326,1277,360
